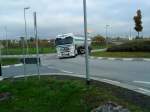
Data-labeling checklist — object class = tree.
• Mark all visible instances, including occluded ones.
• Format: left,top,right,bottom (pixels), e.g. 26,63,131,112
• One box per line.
92,35,106,45
133,9,143,38
29,37,35,42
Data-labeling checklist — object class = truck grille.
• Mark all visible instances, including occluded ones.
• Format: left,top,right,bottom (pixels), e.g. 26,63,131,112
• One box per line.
60,47,70,52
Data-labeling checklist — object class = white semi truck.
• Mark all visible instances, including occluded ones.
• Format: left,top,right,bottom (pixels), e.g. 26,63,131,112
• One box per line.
55,33,92,58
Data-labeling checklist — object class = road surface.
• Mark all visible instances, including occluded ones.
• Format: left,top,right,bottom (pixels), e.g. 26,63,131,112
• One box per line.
2,54,150,95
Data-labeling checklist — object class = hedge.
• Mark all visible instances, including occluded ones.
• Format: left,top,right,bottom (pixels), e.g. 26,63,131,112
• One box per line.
107,40,150,52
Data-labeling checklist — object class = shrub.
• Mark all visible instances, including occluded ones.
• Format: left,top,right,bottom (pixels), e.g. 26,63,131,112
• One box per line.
107,40,150,52
92,35,106,46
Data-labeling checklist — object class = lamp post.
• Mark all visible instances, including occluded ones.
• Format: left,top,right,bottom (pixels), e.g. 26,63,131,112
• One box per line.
24,7,30,54
33,12,40,79
23,7,30,80
20,36,27,80
0,41,3,77
0,42,2,77
83,0,90,85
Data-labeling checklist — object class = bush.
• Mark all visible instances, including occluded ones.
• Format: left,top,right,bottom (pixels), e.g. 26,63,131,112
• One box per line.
92,35,106,46
107,40,150,52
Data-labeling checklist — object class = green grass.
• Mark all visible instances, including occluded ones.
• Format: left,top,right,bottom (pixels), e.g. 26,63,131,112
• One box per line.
91,51,150,58
2,47,56,55
0,76,150,112
2,45,107,55
92,45,106,50
1,58,20,66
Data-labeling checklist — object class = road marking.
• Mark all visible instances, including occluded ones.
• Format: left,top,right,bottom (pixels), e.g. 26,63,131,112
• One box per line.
14,74,37,78
138,88,150,93
14,64,23,67
123,58,133,61
14,75,26,78
98,57,103,60
143,59,150,62
133,81,150,84
48,66,74,74
2,65,10,68
108,58,115,60
61,70,73,74
90,56,95,59
48,66,57,69
102,79,121,84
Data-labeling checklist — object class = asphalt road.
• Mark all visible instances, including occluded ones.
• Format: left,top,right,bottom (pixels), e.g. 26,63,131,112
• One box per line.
2,54,150,95
2,64,61,77
42,55,150,88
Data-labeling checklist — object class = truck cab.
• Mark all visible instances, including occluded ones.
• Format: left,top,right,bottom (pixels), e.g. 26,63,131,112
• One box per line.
55,33,91,58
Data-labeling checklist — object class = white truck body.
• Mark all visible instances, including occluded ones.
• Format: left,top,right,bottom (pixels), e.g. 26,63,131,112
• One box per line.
55,33,91,58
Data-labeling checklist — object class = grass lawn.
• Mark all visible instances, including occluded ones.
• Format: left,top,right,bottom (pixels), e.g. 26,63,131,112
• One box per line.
1,58,20,66
91,51,150,58
0,76,150,112
2,46,108,55
92,45,106,50
2,47,56,55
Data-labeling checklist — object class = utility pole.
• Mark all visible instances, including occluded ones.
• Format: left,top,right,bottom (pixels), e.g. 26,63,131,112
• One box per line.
23,7,30,80
24,7,30,54
129,24,132,40
0,41,2,77
34,12,40,79
83,0,90,85
21,37,27,80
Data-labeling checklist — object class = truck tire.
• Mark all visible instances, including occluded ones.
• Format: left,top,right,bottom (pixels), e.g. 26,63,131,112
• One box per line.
80,49,85,54
88,46,92,54
77,48,81,54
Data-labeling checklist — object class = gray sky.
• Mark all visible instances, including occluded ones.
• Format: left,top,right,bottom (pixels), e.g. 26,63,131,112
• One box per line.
0,0,149,39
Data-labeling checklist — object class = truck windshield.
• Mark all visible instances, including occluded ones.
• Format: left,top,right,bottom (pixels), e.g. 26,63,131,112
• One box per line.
55,36,73,45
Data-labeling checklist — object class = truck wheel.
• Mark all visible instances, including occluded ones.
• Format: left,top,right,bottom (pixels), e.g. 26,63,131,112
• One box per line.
77,49,81,55
88,47,92,54
80,49,85,54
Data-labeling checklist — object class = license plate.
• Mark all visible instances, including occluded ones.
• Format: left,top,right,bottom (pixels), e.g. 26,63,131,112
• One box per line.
62,53,69,56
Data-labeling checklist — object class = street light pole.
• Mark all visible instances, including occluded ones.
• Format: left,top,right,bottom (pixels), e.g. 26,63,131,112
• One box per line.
83,0,90,85
129,23,132,40
21,37,27,80
33,12,40,79
0,41,2,77
23,7,30,80
24,7,30,54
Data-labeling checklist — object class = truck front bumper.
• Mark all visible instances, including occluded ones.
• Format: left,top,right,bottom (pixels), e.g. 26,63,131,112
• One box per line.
58,52,75,58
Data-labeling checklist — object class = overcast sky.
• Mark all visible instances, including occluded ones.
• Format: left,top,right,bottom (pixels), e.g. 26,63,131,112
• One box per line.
0,0,149,39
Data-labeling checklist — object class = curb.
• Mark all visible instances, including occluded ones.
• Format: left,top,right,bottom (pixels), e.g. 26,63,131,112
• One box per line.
0,77,3,81
2,64,23,69
90,56,150,62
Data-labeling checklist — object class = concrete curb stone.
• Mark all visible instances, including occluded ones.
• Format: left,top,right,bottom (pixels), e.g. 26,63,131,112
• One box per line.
90,56,150,62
